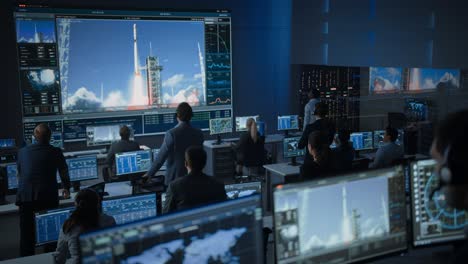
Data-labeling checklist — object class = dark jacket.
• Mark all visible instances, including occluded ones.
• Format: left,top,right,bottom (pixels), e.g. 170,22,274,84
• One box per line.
300,151,336,180
106,139,141,173
298,119,336,163
163,172,227,213
16,143,71,208
236,132,265,167
147,122,204,185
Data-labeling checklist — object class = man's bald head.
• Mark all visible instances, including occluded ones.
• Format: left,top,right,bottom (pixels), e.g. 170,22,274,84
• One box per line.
33,123,51,144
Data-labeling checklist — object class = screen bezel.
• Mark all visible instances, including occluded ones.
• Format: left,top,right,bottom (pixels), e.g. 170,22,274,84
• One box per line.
272,166,408,264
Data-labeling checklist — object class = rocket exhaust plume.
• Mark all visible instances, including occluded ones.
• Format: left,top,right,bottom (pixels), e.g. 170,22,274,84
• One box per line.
130,23,147,107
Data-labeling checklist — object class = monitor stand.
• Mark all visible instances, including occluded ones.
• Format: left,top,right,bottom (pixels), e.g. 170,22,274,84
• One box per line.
288,157,300,166
284,130,289,137
212,135,223,145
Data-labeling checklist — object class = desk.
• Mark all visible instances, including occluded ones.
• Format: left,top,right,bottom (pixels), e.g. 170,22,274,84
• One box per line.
0,181,132,261
361,152,430,161
263,163,300,212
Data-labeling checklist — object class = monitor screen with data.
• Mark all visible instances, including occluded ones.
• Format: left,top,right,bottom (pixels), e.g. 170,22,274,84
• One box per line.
15,5,232,140
6,164,18,190
209,117,233,135
411,159,468,246
350,131,373,150
278,115,299,131
373,129,404,149
102,193,157,225
35,207,74,245
79,195,263,264
115,150,152,176
283,137,305,158
273,166,407,263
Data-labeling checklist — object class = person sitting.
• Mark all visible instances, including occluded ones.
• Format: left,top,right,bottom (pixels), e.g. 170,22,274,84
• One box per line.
163,146,227,213
369,126,404,169
429,109,468,263
106,125,141,180
54,189,116,264
332,129,355,173
235,118,265,176
299,102,336,164
300,131,336,180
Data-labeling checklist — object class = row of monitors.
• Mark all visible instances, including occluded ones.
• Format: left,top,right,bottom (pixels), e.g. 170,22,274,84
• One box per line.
282,129,404,161
211,115,299,136
72,163,468,264
332,129,404,151
2,148,167,191
34,182,262,246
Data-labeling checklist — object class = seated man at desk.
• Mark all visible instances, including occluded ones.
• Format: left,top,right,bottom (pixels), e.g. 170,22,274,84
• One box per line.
369,126,403,169
163,146,226,213
16,123,71,256
300,131,335,180
106,125,141,180
235,118,265,175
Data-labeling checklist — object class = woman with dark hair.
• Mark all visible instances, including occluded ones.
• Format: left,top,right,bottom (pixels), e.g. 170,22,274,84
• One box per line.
235,118,265,175
300,131,336,180
54,189,116,264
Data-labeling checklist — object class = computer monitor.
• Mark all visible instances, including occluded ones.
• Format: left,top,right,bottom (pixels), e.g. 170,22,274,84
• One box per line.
60,156,99,183
277,115,299,131
209,117,233,144
152,149,167,171
0,139,15,149
79,195,263,264
235,115,259,132
410,159,468,246
6,163,18,191
102,193,157,225
225,182,262,200
115,150,152,176
350,131,373,150
35,207,74,245
273,166,407,263
373,129,404,149
257,121,266,137
283,137,305,166
86,124,134,147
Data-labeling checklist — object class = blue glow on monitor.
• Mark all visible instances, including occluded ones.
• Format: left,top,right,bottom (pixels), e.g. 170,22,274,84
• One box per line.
278,115,299,131
35,207,74,245
115,150,152,176
6,164,18,190
350,132,373,150
283,136,305,158
102,193,157,225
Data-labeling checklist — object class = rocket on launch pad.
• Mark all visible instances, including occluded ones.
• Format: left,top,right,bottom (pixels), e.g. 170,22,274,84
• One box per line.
133,24,140,76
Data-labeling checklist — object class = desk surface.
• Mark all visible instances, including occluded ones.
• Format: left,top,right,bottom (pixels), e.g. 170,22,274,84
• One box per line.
263,162,301,176
0,181,132,215
0,253,53,264
204,134,285,149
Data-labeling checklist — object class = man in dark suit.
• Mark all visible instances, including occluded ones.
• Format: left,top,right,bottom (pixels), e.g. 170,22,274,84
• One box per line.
16,124,71,256
144,102,204,185
163,146,226,213
106,125,141,179
298,102,336,164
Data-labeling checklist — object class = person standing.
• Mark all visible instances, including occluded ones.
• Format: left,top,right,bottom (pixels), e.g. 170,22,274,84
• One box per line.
144,102,204,185
303,89,321,130
16,123,71,256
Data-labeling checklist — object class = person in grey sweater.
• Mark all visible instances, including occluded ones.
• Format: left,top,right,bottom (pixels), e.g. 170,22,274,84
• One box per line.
54,189,116,264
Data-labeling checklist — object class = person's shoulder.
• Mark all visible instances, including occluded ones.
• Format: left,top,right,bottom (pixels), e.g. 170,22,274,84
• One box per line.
99,213,116,227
